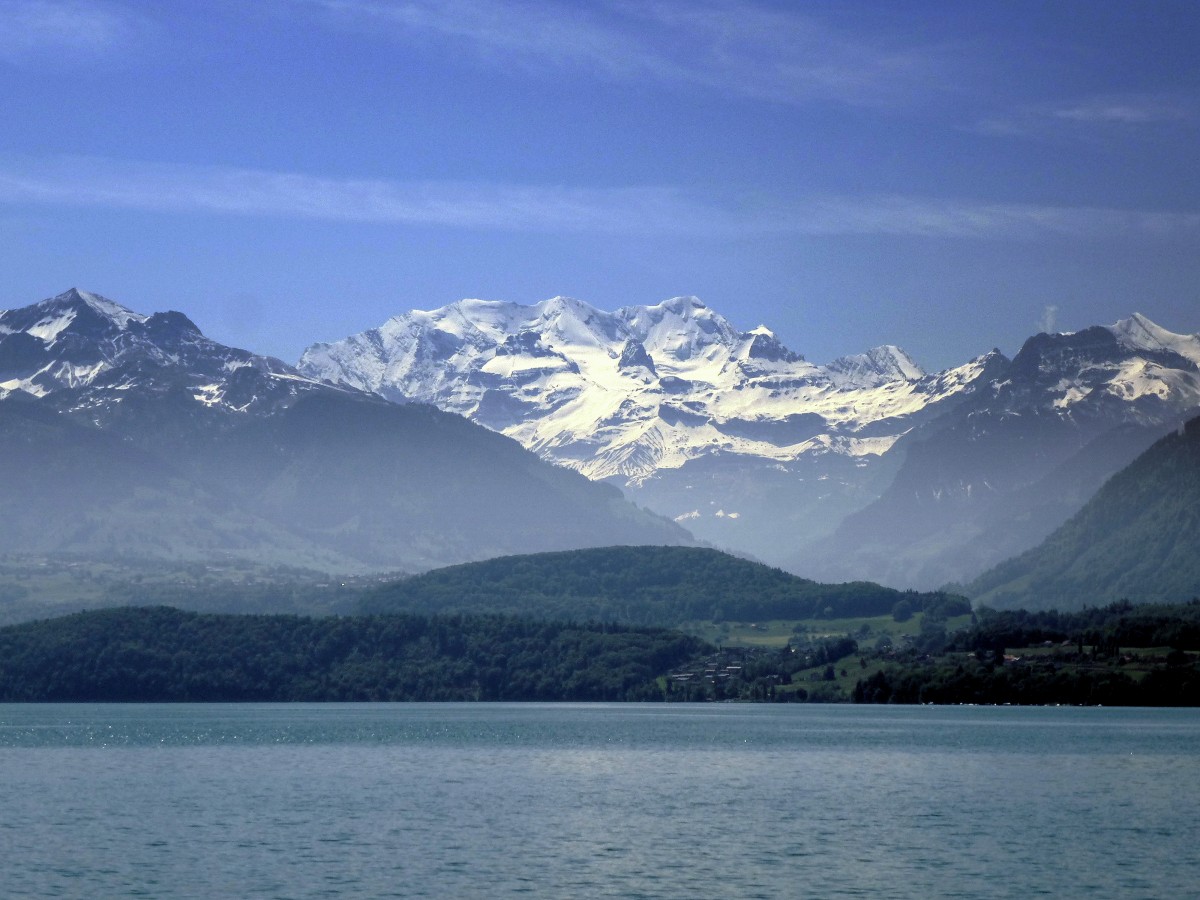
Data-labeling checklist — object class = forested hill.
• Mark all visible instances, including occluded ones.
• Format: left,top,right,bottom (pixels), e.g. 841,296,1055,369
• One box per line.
969,415,1200,610
358,546,968,627
0,607,707,702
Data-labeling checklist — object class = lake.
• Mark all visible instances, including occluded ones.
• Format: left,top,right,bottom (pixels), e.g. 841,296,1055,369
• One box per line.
2,703,1197,898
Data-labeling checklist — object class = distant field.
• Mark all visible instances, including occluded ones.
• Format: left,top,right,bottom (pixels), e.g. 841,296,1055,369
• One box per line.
680,613,974,649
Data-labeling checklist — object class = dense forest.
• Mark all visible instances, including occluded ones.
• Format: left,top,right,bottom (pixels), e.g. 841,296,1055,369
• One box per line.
666,601,1200,705
0,606,707,702
947,600,1200,654
359,546,968,627
852,657,1200,706
851,600,1200,706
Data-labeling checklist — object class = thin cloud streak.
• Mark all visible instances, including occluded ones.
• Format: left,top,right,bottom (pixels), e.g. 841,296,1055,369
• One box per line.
2,156,1197,241
305,0,950,108
791,195,1200,240
976,92,1196,137
311,0,670,82
630,1,944,107
1052,95,1194,125
0,156,702,232
0,0,149,62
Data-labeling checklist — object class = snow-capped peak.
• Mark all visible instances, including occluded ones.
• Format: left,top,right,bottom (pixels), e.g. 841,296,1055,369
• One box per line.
734,325,803,365
297,294,984,483
57,288,144,328
1109,312,1200,365
0,289,342,414
2,288,147,346
827,344,925,387
617,295,742,363
534,296,622,349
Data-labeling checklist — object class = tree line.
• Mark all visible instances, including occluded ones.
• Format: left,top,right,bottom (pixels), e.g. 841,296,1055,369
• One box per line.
854,599,1200,706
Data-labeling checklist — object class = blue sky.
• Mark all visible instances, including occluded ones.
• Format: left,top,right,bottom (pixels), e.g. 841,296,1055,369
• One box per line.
1,0,1197,370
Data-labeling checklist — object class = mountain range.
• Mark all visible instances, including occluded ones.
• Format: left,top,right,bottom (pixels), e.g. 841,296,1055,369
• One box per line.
791,315,1200,588
299,296,1200,589
0,289,690,574
5,287,1199,607
298,296,1001,565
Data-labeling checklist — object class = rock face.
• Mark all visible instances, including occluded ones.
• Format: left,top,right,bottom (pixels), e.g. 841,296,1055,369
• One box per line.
301,297,1200,587
0,289,693,573
0,288,306,413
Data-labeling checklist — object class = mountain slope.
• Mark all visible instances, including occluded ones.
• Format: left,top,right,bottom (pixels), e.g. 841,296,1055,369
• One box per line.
968,415,1200,610
0,289,692,574
789,315,1200,588
0,393,360,570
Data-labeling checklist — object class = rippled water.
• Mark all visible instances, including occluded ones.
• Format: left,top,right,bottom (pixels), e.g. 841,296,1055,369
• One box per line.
2,704,1197,898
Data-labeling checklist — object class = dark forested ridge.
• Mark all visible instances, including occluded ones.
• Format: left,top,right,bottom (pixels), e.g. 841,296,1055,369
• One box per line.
0,607,708,702
359,546,968,627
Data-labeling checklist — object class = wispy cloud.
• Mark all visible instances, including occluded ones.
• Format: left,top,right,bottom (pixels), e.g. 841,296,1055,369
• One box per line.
976,92,1196,137
0,0,150,63
787,195,1200,240
1051,95,1194,125
0,156,702,232
1038,305,1059,334
2,155,1198,241
630,2,946,107
302,0,951,108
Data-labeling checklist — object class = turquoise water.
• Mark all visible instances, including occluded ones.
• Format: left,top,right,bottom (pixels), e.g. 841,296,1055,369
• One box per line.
1,704,1197,898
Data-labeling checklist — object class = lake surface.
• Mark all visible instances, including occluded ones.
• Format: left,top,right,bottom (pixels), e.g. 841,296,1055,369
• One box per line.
2,703,1198,898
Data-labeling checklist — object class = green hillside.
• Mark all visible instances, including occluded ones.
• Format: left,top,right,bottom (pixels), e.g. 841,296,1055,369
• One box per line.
970,415,1200,610
358,545,968,627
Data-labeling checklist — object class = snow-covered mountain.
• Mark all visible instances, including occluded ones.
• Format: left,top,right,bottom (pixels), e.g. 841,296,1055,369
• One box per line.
300,295,987,482
0,287,337,416
790,313,1200,588
0,289,691,573
298,295,1000,561
301,298,1200,585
